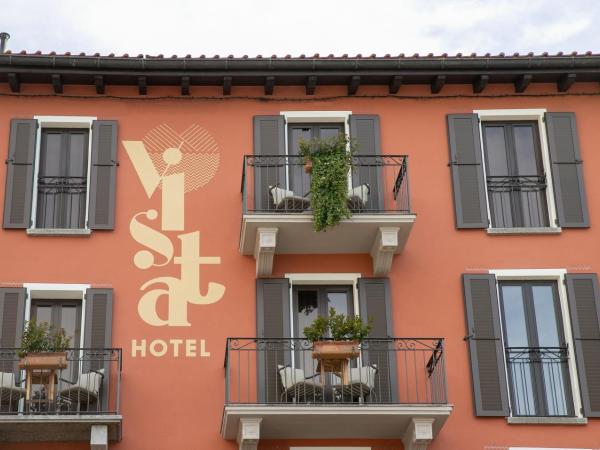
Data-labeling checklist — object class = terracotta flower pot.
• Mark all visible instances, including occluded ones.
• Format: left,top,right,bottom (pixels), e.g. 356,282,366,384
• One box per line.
19,352,68,370
304,160,313,173
312,340,360,360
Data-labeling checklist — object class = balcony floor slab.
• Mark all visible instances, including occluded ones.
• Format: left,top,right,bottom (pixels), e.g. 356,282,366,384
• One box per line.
0,415,122,442
222,404,452,441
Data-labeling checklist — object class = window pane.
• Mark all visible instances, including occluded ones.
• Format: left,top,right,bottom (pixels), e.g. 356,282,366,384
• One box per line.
501,286,529,347
326,291,351,317
34,305,52,327
67,133,88,177
512,125,541,176
297,290,319,337
288,127,312,196
532,285,561,347
40,132,63,177
483,125,509,176
318,125,343,140
60,305,78,347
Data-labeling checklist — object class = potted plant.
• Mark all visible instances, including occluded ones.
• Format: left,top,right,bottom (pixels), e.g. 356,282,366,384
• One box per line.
18,321,70,370
299,134,356,231
303,308,372,360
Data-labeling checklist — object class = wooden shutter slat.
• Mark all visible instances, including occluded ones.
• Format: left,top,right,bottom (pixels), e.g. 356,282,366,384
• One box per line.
0,288,26,375
358,278,398,403
447,115,488,229
3,119,37,229
253,116,285,212
88,120,118,230
545,113,589,228
256,278,290,403
565,274,600,417
463,274,509,416
349,115,383,211
84,288,113,411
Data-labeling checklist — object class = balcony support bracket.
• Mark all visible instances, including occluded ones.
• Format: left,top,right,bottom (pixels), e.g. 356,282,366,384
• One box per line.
237,417,262,450
402,418,435,450
371,226,400,276
90,424,108,450
254,227,278,277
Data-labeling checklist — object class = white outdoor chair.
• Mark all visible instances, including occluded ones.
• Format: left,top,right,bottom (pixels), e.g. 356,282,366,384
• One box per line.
334,364,378,402
277,365,323,402
269,186,311,212
0,371,25,404
59,369,103,410
347,184,370,211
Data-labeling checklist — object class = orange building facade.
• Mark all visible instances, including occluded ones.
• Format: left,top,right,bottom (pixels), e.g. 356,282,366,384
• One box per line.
0,51,599,450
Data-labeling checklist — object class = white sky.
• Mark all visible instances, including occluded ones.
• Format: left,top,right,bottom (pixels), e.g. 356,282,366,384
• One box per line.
1,0,599,56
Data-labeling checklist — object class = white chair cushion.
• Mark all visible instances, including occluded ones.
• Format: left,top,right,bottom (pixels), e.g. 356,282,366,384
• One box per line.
0,372,17,389
269,186,295,205
348,365,376,389
74,369,104,395
277,365,305,390
348,184,369,204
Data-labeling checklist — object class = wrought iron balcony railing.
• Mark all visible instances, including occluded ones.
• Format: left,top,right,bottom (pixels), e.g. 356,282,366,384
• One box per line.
35,175,88,229
486,174,549,228
505,346,573,417
224,338,447,405
241,155,411,214
0,348,121,415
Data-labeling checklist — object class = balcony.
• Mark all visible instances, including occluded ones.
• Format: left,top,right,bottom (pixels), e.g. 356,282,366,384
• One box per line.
0,348,122,449
221,338,452,450
240,155,416,276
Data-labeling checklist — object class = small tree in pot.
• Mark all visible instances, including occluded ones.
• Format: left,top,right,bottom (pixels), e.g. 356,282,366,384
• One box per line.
18,321,70,370
303,308,372,359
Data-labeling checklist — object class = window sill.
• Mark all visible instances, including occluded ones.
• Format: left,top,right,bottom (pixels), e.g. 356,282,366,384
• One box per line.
487,227,562,235
507,416,587,425
26,228,92,236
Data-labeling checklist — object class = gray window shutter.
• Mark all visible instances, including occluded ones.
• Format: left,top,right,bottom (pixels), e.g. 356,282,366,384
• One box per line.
253,116,285,212
462,274,509,416
88,120,118,230
565,274,600,417
447,114,488,228
0,288,26,374
3,119,37,229
84,288,113,411
256,278,290,403
349,115,383,211
358,278,398,402
545,113,589,228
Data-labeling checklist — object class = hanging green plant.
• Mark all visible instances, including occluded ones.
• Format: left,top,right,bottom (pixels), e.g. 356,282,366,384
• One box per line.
299,134,356,231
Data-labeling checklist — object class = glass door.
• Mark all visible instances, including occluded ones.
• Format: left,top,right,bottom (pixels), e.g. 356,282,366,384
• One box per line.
292,285,354,379
482,122,549,228
499,281,573,416
31,299,82,383
287,123,345,198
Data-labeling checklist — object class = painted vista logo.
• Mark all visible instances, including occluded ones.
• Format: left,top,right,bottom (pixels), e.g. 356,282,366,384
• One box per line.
123,124,225,328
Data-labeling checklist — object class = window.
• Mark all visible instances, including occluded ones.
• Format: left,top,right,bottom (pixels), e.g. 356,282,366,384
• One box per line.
462,272,600,419
499,281,573,416
447,111,589,230
35,129,90,229
2,117,118,232
482,122,549,228
287,123,345,198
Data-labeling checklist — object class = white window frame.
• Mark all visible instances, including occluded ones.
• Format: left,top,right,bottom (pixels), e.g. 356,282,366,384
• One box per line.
280,111,352,191
489,269,583,419
29,116,96,233
23,282,89,349
474,109,560,233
